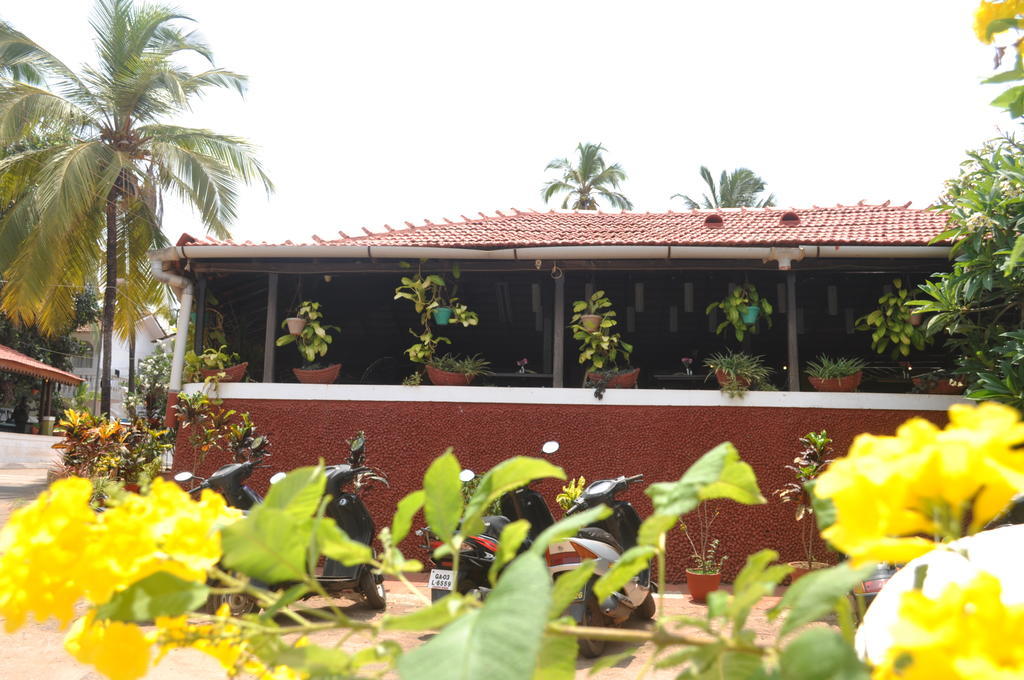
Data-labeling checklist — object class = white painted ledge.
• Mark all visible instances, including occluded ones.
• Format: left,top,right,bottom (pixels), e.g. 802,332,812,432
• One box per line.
183,383,967,411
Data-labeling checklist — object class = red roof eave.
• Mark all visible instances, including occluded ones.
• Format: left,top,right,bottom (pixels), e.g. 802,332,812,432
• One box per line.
0,345,83,386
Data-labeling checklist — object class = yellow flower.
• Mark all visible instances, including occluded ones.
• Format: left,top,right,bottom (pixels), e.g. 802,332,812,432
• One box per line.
64,612,152,680
974,1,1024,44
872,572,1024,679
815,403,1024,564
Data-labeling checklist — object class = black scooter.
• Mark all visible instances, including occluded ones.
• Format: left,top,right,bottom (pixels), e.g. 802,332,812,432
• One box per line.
174,432,388,612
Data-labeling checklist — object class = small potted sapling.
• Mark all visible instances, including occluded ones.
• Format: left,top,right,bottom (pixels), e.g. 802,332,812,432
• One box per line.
774,430,835,580
680,504,727,603
275,300,341,384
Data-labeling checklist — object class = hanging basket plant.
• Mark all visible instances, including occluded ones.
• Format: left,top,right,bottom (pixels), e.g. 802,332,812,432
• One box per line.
706,283,773,341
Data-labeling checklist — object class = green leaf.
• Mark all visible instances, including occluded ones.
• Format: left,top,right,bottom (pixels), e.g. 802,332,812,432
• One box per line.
463,457,565,536
637,513,677,547
775,563,877,637
261,583,311,619
397,553,552,680
645,443,765,518
992,85,1024,109
275,334,296,346
528,505,612,557
489,519,531,585
352,641,403,670
986,17,1020,40
727,550,791,630
263,465,325,520
316,520,374,566
391,490,425,544
548,562,596,619
424,450,463,543
382,592,472,631
532,634,577,680
273,643,352,676
221,505,311,583
593,545,656,602
96,571,209,622
808,482,836,531
779,628,869,680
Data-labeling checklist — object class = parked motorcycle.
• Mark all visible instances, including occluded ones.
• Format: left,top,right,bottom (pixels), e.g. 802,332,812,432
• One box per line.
174,431,388,612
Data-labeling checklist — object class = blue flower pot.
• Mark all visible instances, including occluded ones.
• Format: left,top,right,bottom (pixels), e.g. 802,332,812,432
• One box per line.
741,305,761,324
432,307,453,325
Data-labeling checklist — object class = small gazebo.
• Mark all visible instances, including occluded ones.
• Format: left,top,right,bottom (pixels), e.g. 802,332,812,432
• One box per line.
0,344,83,433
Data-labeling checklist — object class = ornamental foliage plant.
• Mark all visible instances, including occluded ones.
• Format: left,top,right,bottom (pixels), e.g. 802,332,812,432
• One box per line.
275,301,339,368
2,404,1024,679
705,283,773,342
394,266,479,377
568,291,633,373
855,279,929,359
774,430,836,568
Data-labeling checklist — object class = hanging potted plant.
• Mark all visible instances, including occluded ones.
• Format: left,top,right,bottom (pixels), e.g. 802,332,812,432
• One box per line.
572,289,614,332
805,355,868,392
275,300,341,384
703,351,773,397
705,283,773,341
283,315,306,336
569,292,637,389
774,430,835,581
183,345,247,383
425,353,492,386
855,279,931,359
680,505,727,603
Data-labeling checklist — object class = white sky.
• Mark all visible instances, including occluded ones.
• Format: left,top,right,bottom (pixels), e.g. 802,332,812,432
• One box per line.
2,0,1013,243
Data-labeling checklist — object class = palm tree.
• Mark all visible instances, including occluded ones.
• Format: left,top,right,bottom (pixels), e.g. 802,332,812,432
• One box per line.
0,0,272,415
673,166,776,209
542,142,633,210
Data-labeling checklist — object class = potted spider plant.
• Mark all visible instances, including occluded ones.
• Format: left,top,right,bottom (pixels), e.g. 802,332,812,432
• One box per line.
774,430,835,581
703,351,772,397
184,346,247,383
275,300,341,383
425,353,492,386
680,505,727,603
569,292,637,388
805,355,867,392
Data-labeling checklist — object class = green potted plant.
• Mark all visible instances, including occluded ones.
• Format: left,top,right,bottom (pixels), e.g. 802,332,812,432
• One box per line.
425,353,492,386
680,505,727,603
395,271,479,383
572,290,614,332
911,368,967,395
703,351,773,397
774,430,835,581
855,279,931,359
805,355,868,392
184,345,247,383
569,292,637,388
705,283,774,341
275,300,341,384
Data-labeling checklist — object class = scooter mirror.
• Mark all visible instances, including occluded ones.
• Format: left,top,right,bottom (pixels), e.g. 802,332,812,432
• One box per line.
541,441,560,455
459,469,476,483
269,472,287,485
173,471,193,482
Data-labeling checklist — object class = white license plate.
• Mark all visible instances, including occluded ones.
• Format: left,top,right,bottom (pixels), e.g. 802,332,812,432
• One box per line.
428,569,454,591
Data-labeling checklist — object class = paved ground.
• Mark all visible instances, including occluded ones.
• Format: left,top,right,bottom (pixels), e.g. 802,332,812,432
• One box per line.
0,471,802,679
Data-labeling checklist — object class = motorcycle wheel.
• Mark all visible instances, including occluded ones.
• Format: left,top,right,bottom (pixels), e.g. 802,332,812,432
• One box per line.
635,592,656,621
577,593,607,658
360,569,387,610
205,591,258,617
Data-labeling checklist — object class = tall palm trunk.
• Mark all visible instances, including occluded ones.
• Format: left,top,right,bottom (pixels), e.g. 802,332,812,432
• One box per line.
100,192,117,415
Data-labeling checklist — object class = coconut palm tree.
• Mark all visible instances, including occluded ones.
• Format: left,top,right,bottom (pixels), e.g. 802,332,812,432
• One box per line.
541,142,633,210
0,0,272,415
673,166,776,209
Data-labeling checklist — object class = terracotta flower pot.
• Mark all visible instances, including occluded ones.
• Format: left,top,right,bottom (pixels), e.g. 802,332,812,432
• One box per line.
426,365,474,386
586,368,640,389
293,364,341,384
686,570,721,603
808,371,862,393
580,314,602,332
124,483,141,494
199,362,248,383
714,370,751,389
909,312,924,327
285,317,306,336
912,376,966,395
788,561,829,583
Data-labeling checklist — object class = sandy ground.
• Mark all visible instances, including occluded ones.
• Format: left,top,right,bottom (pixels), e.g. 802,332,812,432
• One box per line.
0,471,803,679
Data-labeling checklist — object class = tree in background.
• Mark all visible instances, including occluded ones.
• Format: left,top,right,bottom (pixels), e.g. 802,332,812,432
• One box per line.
672,166,776,209
0,0,272,416
541,142,633,210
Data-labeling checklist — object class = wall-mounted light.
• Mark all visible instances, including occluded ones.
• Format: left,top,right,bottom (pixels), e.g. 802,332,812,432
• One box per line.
323,275,332,283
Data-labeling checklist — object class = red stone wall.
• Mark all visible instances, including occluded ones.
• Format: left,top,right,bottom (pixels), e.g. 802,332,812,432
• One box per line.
173,399,948,582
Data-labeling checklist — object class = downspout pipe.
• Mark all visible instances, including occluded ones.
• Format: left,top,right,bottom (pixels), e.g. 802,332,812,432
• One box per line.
148,247,192,398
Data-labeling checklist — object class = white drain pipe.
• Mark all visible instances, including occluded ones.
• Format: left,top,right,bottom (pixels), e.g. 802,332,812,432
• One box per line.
148,247,192,392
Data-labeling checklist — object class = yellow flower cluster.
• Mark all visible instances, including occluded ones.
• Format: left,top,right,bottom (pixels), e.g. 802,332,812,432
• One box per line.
974,1,1024,43
815,402,1024,565
873,572,1024,679
0,476,240,631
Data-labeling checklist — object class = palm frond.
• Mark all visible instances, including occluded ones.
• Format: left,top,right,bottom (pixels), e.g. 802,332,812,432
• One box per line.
141,124,272,192
0,83,96,143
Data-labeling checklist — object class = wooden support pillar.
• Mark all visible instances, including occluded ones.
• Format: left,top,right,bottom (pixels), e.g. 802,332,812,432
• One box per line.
263,273,279,382
786,272,799,392
193,276,208,354
552,272,565,388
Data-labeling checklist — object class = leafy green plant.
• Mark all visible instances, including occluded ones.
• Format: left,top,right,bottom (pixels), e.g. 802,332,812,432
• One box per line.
429,353,492,377
569,291,633,372
805,355,868,380
703,350,773,397
856,279,929,359
123,349,171,425
275,301,340,368
680,504,727,575
705,283,774,341
555,476,586,511
774,431,835,567
395,269,479,372
51,409,170,485
183,345,241,382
